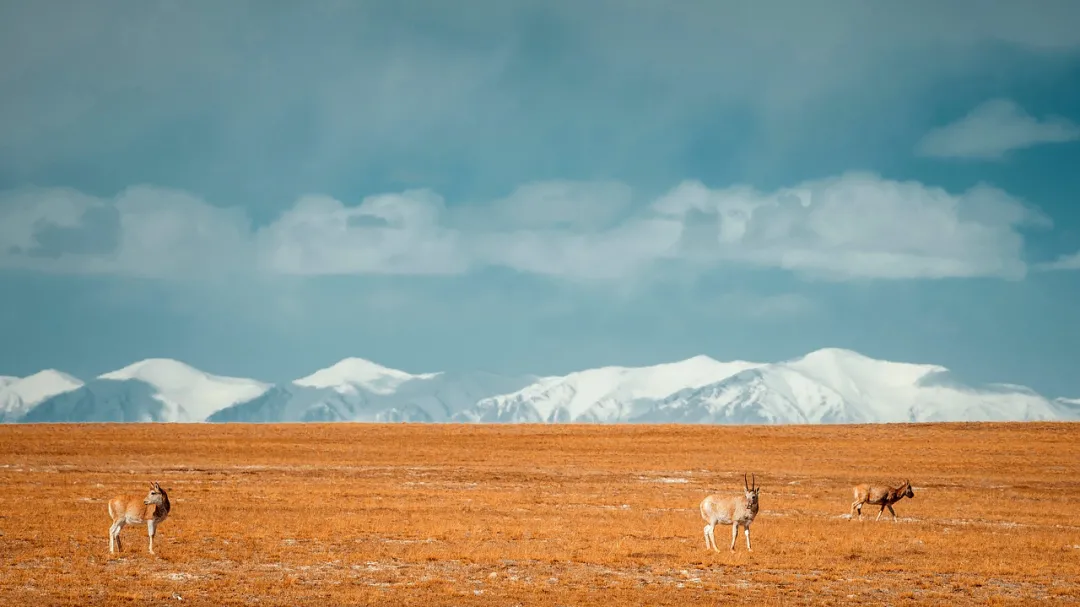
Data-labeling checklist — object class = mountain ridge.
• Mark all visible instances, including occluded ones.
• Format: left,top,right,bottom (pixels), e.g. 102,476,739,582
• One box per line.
5,349,1079,424
0,369,85,422
14,358,270,423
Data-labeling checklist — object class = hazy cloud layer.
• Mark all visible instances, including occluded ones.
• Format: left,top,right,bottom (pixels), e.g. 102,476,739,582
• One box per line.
918,99,1080,160
0,173,1047,282
3,1,1080,192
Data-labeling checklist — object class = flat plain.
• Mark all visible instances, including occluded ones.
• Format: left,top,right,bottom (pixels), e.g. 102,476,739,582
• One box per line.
0,422,1078,606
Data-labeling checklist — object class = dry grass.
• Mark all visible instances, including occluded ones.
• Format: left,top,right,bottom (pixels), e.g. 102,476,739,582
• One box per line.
1,422,1078,606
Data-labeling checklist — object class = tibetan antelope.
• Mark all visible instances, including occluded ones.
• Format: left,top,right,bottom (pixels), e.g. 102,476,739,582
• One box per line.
699,473,761,552
108,481,171,555
850,479,914,521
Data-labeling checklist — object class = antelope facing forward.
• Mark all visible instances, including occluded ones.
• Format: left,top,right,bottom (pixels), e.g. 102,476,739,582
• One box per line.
108,481,171,555
850,479,914,521
699,473,761,552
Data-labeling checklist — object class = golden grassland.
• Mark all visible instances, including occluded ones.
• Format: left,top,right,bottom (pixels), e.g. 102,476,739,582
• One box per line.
1,422,1078,606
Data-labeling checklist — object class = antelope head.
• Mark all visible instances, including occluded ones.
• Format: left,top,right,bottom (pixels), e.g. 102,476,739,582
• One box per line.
902,479,914,499
744,473,760,509
144,481,166,506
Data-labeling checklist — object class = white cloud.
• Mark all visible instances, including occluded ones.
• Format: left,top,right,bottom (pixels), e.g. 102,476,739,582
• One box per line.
257,191,466,276
1035,251,1080,271
652,172,1047,280
111,187,254,277
917,99,1080,160
474,217,683,281
454,180,678,281
0,187,101,252
0,173,1048,282
0,185,251,278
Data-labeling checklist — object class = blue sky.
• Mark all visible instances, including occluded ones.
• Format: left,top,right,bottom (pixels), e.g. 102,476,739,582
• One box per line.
3,0,1080,396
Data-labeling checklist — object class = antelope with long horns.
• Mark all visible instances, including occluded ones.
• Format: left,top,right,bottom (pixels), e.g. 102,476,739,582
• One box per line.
699,473,761,552
850,479,914,521
108,481,172,555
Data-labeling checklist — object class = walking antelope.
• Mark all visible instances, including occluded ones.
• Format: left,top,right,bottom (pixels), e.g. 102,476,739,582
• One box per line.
850,479,914,521
699,473,761,552
108,481,171,555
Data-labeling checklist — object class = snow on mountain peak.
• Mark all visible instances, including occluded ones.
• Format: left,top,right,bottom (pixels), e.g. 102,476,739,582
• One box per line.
671,354,760,373
101,358,207,385
789,347,947,388
1054,397,1080,420
465,355,763,423
98,358,270,422
647,347,1057,424
795,347,866,363
7,348,1074,425
756,348,949,422
6,369,83,403
0,369,84,422
293,357,436,395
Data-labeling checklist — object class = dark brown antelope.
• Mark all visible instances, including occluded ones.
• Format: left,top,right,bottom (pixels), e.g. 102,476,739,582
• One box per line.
108,481,172,555
850,479,914,521
699,473,761,552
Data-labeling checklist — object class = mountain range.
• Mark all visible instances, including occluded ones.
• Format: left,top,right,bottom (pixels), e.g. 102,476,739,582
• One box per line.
2,348,1078,424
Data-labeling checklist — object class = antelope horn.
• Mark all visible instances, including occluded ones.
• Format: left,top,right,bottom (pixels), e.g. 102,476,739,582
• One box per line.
752,473,756,490
744,473,749,491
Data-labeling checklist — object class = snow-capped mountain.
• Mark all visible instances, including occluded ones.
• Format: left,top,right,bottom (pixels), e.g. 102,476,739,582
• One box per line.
0,370,84,422
7,348,1080,424
454,355,760,423
1055,397,1080,419
639,348,1065,424
22,359,270,423
292,357,436,395
208,358,537,423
